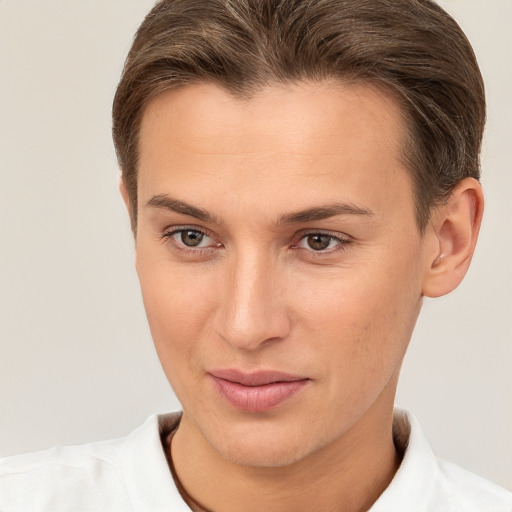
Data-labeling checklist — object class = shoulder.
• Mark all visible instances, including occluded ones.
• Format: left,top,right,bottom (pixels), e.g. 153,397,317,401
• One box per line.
372,408,512,512
434,457,512,511
0,413,183,512
0,433,130,511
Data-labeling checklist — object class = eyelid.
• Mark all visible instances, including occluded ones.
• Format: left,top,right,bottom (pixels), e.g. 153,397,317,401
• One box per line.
161,225,221,251
293,229,352,253
161,223,213,237
296,228,351,241
160,225,351,255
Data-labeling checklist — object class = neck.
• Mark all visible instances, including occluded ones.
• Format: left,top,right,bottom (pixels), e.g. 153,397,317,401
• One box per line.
171,390,400,512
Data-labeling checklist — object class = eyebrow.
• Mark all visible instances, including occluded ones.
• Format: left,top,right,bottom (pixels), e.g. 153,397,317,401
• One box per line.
146,194,374,225
146,195,218,223
278,203,374,224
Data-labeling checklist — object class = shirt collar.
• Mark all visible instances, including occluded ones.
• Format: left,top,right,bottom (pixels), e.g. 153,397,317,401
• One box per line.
370,408,439,511
120,412,190,512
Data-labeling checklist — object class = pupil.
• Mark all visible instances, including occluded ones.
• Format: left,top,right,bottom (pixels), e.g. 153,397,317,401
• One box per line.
307,234,330,251
181,231,203,247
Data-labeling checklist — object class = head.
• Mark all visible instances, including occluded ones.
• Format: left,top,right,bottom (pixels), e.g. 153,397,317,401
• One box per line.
112,0,485,468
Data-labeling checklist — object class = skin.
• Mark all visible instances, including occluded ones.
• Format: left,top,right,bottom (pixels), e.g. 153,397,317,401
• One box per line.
122,81,483,512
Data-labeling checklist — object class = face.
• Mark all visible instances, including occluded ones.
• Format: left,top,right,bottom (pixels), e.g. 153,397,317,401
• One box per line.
133,81,429,467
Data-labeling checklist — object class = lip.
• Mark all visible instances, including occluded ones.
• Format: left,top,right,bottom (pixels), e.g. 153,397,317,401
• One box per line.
208,369,310,412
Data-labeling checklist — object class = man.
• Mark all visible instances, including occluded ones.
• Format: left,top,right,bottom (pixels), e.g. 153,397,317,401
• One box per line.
1,0,510,510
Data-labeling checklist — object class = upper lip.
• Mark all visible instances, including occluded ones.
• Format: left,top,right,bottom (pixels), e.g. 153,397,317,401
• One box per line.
209,369,308,387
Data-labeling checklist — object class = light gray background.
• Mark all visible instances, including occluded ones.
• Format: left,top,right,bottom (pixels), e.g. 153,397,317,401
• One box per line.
0,0,510,490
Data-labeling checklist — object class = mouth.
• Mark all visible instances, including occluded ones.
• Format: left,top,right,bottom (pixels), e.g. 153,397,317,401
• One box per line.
208,369,310,412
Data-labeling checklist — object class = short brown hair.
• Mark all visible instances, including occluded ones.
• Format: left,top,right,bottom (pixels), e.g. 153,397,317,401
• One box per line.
112,0,485,232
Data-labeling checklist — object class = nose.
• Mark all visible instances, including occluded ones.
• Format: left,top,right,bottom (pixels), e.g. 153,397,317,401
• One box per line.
213,251,292,351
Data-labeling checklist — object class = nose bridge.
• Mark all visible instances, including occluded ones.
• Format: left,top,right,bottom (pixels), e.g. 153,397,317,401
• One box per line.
216,247,290,350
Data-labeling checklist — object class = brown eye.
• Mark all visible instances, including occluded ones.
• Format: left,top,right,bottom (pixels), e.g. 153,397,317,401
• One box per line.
180,230,205,247
306,234,333,251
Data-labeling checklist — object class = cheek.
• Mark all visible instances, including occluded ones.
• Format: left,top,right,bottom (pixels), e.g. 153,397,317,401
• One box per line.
293,262,422,387
136,255,215,388
137,242,214,331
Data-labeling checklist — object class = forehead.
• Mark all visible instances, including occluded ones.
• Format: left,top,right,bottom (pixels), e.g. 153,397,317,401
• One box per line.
137,81,414,221
140,80,406,156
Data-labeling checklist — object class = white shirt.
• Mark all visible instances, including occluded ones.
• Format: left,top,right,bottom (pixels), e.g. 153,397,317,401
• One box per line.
0,409,510,511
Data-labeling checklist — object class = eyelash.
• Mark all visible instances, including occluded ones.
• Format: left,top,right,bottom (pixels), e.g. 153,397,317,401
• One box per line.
161,227,351,256
161,226,220,254
293,231,351,254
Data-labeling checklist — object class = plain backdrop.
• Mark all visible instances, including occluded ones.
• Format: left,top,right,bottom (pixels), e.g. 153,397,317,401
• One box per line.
0,0,511,490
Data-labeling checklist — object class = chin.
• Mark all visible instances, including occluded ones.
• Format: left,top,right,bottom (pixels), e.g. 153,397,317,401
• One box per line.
214,434,312,468
198,413,324,469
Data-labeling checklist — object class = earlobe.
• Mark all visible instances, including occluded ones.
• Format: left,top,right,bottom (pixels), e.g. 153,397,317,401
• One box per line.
422,178,484,298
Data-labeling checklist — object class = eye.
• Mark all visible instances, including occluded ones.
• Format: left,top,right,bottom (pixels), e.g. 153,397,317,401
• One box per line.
164,228,219,250
176,230,207,247
296,233,348,252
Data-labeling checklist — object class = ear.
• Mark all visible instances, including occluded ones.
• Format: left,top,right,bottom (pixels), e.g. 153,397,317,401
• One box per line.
422,178,484,298
119,178,130,210
119,178,136,235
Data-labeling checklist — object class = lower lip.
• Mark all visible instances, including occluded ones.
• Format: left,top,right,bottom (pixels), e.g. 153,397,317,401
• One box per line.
210,376,309,412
